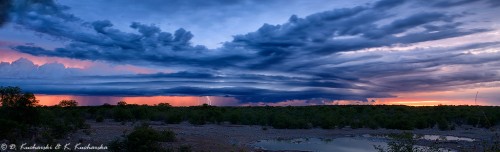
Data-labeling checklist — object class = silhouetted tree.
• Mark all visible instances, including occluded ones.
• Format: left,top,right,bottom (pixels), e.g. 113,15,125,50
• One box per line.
157,102,172,107
117,101,127,106
0,86,38,107
0,86,40,141
58,100,78,107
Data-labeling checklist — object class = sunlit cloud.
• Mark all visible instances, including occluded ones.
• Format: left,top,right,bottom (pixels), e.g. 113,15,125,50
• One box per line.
1,0,500,106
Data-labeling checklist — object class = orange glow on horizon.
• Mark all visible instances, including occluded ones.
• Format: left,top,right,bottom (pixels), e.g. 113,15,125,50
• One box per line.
371,88,498,106
34,87,500,107
35,94,239,106
34,94,494,107
372,99,478,106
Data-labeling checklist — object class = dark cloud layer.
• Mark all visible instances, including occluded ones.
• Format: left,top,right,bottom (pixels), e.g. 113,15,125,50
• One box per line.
0,0,11,27
1,0,500,103
11,0,489,69
418,0,500,8
0,64,393,102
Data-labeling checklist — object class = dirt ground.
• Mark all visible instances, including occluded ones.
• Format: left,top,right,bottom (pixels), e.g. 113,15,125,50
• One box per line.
64,120,499,151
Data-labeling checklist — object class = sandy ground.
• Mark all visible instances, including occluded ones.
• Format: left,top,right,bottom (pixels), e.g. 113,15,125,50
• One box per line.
63,120,499,151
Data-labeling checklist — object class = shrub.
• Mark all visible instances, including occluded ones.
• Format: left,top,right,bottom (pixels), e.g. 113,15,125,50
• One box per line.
415,117,429,129
159,129,176,142
374,132,416,152
365,119,379,129
229,112,241,124
320,118,336,129
165,113,183,124
131,107,151,120
113,109,134,122
437,118,450,130
108,125,175,152
96,115,104,122
188,111,206,125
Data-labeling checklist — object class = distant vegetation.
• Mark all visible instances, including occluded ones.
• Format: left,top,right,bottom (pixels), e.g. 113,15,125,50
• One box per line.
1,86,500,145
100,102,499,131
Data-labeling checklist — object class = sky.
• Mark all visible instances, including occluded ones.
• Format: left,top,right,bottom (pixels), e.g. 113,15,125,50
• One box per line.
1,0,500,106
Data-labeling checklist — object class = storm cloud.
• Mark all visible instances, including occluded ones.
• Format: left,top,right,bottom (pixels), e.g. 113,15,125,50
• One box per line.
1,0,500,103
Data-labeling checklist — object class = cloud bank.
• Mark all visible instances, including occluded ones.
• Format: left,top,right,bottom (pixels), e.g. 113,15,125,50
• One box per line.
0,58,133,78
1,0,500,103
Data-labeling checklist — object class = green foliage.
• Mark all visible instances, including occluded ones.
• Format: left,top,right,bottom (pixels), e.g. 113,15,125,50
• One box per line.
108,124,176,152
374,132,444,152
376,133,417,152
96,115,104,122
96,105,497,130
437,118,449,131
113,108,134,122
188,111,207,125
165,112,183,124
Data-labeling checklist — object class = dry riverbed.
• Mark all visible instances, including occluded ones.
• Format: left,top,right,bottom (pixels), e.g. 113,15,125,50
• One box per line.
63,120,499,151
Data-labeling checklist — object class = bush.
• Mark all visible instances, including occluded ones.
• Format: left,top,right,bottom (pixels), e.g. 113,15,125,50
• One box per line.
108,125,176,152
415,117,429,129
113,109,134,122
320,118,336,129
159,129,176,142
375,132,444,152
437,118,450,131
165,113,183,124
188,111,206,125
96,115,104,122
374,132,416,152
131,107,151,120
